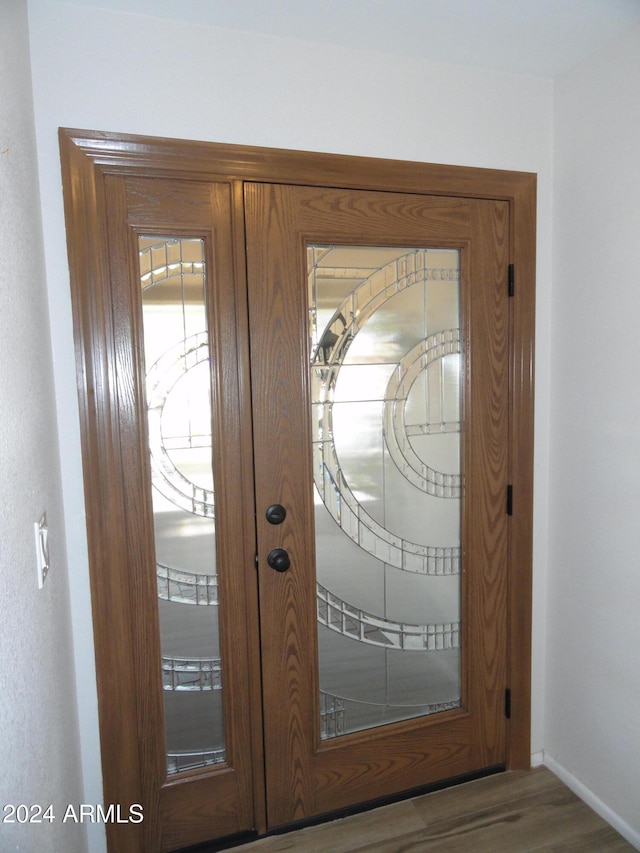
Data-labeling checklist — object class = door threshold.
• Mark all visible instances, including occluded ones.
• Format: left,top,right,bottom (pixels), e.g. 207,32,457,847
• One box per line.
175,765,506,853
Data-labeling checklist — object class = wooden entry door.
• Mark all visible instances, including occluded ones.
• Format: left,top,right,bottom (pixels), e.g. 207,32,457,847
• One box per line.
245,183,509,826
60,130,534,853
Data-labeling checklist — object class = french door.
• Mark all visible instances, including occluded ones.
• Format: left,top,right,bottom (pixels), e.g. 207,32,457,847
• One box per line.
60,131,535,853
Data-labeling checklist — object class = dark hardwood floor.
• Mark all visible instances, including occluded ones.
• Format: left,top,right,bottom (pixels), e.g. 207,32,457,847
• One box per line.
231,767,634,852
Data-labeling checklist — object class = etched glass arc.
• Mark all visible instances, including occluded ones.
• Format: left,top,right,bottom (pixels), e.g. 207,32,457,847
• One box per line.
308,246,462,739
138,236,225,776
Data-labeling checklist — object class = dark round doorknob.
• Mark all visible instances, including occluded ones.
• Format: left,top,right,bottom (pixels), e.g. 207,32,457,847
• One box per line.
266,504,287,525
267,548,290,572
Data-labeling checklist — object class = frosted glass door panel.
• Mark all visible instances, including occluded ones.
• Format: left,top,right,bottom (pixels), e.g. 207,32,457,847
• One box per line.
308,246,462,739
139,237,225,776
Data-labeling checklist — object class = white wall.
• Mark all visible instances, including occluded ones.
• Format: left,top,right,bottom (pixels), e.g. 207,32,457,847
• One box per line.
26,2,553,851
546,22,640,847
0,2,86,852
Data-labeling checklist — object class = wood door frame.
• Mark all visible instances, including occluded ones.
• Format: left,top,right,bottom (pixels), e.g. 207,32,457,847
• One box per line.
59,128,535,843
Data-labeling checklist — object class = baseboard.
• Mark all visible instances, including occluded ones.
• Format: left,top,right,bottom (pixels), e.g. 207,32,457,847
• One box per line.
543,754,640,851
530,750,544,768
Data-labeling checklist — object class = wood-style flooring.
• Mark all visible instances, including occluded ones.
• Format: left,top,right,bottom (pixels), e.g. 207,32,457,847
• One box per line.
231,767,635,852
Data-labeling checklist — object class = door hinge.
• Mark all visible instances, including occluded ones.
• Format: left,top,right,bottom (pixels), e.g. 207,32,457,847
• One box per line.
508,263,515,297
505,688,512,719
506,484,513,516
254,553,259,570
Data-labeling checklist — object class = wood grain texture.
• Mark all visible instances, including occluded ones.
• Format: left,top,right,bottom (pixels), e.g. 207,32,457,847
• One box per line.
60,131,153,853
244,183,318,826
103,173,165,852
465,199,510,772
61,128,535,202
229,768,634,853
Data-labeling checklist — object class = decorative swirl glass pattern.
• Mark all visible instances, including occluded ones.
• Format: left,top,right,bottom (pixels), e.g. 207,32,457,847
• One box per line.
162,656,222,691
319,691,345,739
156,563,219,606
310,246,463,738
317,584,460,651
311,249,462,574
146,333,214,517
319,691,460,741
139,236,225,776
167,749,225,775
383,330,461,498
157,557,456,654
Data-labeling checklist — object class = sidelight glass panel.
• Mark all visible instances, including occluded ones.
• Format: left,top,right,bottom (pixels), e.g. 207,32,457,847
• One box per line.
309,245,462,739
138,236,225,776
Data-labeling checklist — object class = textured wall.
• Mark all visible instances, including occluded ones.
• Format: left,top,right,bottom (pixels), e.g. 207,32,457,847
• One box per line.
547,21,640,847
0,1,86,851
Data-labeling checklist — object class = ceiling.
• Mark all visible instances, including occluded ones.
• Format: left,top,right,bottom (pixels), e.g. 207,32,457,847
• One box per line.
62,0,640,77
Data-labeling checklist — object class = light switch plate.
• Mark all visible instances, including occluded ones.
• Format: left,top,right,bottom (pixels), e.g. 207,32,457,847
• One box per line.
35,512,49,588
